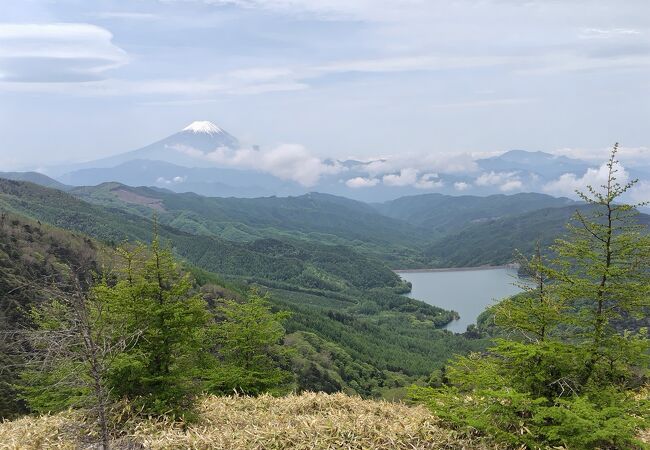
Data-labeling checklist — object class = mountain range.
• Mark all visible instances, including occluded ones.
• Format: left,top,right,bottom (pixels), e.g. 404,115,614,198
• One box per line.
6,172,634,269
33,120,645,203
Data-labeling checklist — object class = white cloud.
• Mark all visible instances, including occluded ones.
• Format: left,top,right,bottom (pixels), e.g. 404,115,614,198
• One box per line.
579,28,642,39
205,144,342,186
454,181,470,191
363,153,477,177
543,162,630,198
382,168,418,187
377,168,444,189
0,66,307,96
0,23,128,82
177,0,419,20
475,171,519,187
346,177,379,188
499,179,523,192
475,171,524,192
170,143,205,158
314,55,513,75
156,175,186,184
415,173,444,189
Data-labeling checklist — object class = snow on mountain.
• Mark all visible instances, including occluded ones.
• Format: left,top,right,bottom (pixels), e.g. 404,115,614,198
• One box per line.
182,121,225,135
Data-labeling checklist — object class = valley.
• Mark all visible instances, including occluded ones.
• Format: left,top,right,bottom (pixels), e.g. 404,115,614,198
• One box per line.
0,168,606,401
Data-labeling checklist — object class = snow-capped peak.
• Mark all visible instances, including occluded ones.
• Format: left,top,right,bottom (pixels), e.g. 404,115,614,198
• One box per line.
182,121,224,135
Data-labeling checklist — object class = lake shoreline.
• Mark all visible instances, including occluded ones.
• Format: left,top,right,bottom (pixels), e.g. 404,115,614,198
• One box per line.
394,264,518,274
398,266,522,333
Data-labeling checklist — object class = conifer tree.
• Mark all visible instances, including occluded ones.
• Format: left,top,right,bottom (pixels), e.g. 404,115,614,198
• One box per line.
413,144,650,449
103,236,214,418
553,145,650,388
206,290,293,395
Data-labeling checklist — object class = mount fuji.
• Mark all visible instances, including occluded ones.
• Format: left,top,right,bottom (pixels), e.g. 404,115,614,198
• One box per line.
54,121,310,197
52,121,240,177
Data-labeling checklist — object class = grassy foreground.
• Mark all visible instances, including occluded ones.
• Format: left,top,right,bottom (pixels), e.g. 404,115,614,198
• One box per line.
0,392,500,450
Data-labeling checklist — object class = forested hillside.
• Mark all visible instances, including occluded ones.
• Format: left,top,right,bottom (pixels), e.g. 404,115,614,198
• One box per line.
374,192,575,236
426,204,650,267
68,183,591,270
0,179,403,291
0,179,484,403
425,205,588,267
71,184,597,269
11,175,604,271
71,183,431,267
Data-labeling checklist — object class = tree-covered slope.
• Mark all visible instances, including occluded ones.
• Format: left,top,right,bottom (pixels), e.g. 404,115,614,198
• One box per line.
72,184,427,246
0,179,404,291
0,179,484,397
374,192,575,236
69,183,431,267
425,204,650,267
67,182,594,271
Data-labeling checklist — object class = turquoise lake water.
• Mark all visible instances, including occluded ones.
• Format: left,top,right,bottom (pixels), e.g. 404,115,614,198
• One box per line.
398,268,522,333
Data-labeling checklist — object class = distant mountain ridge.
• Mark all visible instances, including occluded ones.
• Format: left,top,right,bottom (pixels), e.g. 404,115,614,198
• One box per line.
58,159,302,198
475,150,592,179
68,182,432,267
31,120,649,202
7,172,647,271
425,204,650,267
373,192,576,236
0,171,70,191
0,178,402,290
35,120,622,202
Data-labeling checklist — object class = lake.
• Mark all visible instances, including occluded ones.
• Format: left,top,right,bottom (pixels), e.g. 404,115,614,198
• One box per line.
398,267,522,333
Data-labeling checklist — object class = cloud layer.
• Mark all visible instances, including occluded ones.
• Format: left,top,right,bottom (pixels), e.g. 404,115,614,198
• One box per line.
0,23,128,82
162,137,649,198
204,144,342,186
543,162,630,198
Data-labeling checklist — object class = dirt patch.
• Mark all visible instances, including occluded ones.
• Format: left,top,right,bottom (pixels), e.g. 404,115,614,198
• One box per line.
114,189,166,212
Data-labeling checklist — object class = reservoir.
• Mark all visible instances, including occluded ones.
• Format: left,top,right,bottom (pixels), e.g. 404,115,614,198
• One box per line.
398,267,522,333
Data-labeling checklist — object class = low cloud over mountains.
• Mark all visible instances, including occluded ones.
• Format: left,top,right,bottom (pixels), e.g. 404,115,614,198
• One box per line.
46,121,649,203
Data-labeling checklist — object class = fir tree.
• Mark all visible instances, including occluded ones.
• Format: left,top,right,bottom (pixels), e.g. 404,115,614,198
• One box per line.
413,144,650,449
103,236,214,418
205,290,293,395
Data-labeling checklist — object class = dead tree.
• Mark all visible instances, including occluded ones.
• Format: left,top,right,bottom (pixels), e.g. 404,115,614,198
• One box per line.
4,268,140,450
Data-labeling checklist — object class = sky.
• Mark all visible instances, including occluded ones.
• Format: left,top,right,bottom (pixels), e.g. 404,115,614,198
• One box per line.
0,0,649,170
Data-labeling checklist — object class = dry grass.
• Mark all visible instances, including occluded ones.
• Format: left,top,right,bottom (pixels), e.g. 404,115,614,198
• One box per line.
0,392,500,450
0,413,81,450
